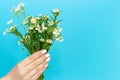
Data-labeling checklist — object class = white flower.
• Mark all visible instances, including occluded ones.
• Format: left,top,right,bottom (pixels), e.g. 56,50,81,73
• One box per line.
59,38,64,42
36,17,40,20
42,23,45,27
14,7,20,13
38,14,43,17
23,36,25,38
29,26,34,30
53,31,59,35
41,23,47,32
38,30,42,33
3,29,9,35
18,41,21,46
55,37,64,42
25,35,30,39
19,2,25,7
58,27,62,32
11,7,15,12
53,27,62,36
42,26,47,31
14,2,24,13
53,28,60,35
35,24,40,29
7,20,13,24
44,15,49,19
48,22,54,26
31,18,36,24
23,35,30,40
9,26,16,31
53,8,59,13
59,37,64,42
35,25,42,33
40,39,45,42
46,39,52,43
52,27,63,42
3,32,6,35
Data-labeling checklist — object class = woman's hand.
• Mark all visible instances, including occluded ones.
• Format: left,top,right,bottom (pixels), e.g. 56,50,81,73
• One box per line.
1,50,50,80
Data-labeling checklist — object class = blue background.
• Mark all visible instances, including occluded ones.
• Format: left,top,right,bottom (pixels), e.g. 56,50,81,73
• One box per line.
0,0,120,80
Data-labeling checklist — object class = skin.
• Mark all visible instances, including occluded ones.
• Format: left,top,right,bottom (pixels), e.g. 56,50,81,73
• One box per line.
1,50,50,80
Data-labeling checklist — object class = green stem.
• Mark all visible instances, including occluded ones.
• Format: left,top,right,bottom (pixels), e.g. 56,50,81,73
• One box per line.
38,74,44,80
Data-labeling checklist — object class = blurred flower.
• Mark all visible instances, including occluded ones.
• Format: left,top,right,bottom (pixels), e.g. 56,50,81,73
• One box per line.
19,2,25,7
31,18,36,24
38,14,43,17
35,25,42,33
18,39,24,45
3,29,9,35
29,26,34,30
41,23,47,32
7,20,13,24
44,15,49,19
9,26,16,31
53,27,62,35
40,38,45,42
18,41,21,45
57,27,62,32
36,17,40,20
46,39,52,43
48,22,54,26
53,8,59,13
25,35,30,39
11,2,25,14
14,7,20,13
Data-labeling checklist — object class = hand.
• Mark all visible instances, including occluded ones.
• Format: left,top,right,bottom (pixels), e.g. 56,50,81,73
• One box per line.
1,50,50,80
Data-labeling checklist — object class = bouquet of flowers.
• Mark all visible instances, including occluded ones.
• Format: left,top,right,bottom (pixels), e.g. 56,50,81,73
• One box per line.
4,2,63,80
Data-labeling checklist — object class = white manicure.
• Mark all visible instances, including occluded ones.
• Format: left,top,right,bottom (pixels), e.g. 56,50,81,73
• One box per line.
41,50,47,54
46,58,50,62
45,64,48,68
45,53,50,58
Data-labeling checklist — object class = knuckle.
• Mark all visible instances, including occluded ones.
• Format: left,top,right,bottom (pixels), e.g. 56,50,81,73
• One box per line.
16,66,24,71
17,71,24,78
40,56,46,61
36,51,41,56
28,55,34,60
16,64,21,70
31,61,37,66
28,52,40,60
16,65,25,77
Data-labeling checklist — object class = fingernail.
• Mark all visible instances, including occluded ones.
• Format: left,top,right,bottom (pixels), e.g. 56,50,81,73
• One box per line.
46,58,50,62
41,50,47,54
45,53,50,58
45,64,48,68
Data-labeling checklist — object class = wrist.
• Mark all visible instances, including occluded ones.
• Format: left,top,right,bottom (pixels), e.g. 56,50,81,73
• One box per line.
1,75,10,80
